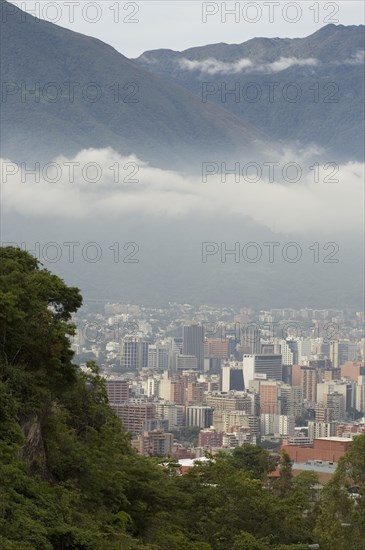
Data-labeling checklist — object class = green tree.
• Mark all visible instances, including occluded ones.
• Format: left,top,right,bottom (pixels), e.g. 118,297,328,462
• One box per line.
228,444,276,479
314,434,365,550
0,248,171,548
272,450,294,498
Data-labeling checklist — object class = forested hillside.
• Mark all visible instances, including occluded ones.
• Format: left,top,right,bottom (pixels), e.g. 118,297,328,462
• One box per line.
0,247,364,549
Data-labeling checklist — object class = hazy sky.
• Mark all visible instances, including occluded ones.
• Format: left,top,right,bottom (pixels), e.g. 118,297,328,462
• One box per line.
9,1,365,57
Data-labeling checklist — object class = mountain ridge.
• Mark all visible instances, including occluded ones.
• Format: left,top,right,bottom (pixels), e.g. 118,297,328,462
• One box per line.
135,23,365,160
0,0,275,172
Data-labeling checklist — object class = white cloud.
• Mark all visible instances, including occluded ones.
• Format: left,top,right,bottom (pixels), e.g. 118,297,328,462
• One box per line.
178,56,319,75
341,49,365,65
1,147,363,235
179,57,254,74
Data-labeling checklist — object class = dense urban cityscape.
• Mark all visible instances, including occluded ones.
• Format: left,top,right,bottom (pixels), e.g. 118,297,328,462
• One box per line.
72,302,365,472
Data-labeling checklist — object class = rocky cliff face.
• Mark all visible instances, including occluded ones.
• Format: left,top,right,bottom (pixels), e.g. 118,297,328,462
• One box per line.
20,414,54,482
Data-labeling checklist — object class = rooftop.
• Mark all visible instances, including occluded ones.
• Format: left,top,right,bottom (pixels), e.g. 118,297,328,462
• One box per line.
293,462,337,474
315,437,353,443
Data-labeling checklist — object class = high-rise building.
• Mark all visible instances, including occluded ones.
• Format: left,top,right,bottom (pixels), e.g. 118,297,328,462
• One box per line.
148,341,170,370
221,362,244,392
329,340,339,369
183,323,204,371
199,428,223,448
170,379,185,405
242,354,283,386
356,375,365,414
173,337,183,354
296,339,312,364
280,340,294,366
279,385,303,418
314,403,333,422
260,413,279,435
112,403,156,435
132,430,173,457
341,362,365,382
225,410,250,432
156,402,179,430
300,367,317,403
279,415,296,437
324,392,345,421
105,379,129,403
317,381,354,412
177,355,198,371
187,382,205,404
206,393,256,414
144,377,160,398
308,421,337,441
240,326,261,355
204,338,229,358
186,405,213,428
259,380,280,414
291,364,302,387
121,337,149,371
338,341,350,366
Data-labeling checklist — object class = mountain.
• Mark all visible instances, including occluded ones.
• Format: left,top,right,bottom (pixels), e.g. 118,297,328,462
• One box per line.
0,0,274,171
135,24,365,161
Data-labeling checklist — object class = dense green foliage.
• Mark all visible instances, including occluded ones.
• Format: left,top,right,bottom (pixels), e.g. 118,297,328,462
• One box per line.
0,248,364,549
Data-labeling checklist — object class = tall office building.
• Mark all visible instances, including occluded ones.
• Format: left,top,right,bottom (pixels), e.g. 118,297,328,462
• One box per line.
317,381,354,412
279,385,303,418
324,392,345,421
147,341,170,370
308,421,337,441
279,415,296,437
156,402,179,430
186,405,213,428
338,341,350,366
297,339,312,365
300,367,317,403
240,326,261,355
112,403,156,435
173,337,183,354
187,382,205,405
356,376,365,414
206,393,256,414
221,363,244,392
259,380,280,414
204,338,229,358
183,323,204,371
280,340,294,366
105,380,129,403
242,354,283,386
329,340,339,369
132,430,173,457
177,355,198,371
121,337,149,371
